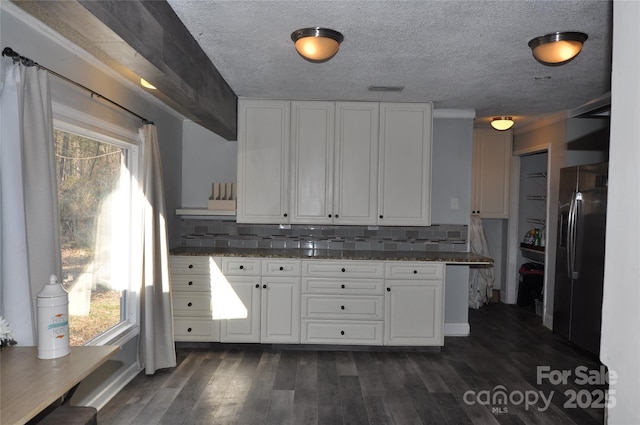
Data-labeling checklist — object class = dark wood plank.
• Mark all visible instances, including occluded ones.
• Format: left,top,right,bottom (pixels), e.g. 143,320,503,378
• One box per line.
99,304,607,425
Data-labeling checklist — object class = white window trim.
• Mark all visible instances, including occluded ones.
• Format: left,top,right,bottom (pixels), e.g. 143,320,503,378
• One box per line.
52,107,143,347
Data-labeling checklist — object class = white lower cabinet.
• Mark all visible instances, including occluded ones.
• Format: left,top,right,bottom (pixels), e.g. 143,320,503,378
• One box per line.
169,255,222,342
220,275,262,342
301,260,384,345
171,255,446,347
261,276,300,343
219,258,301,344
384,262,445,346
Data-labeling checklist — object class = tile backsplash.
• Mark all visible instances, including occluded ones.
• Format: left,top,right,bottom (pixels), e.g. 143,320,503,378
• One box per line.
179,220,468,252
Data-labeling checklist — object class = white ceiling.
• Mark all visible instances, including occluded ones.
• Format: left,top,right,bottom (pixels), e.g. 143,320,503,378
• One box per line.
166,0,612,126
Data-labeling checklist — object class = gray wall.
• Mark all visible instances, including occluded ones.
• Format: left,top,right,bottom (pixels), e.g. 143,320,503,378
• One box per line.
512,115,608,327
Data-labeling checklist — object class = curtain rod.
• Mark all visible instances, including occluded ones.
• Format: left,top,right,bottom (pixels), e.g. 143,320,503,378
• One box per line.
2,46,153,125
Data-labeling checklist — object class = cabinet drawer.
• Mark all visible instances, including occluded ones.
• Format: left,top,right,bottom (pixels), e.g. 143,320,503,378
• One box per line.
222,258,261,275
302,278,384,295
302,260,384,278
170,255,219,275
172,293,212,316
262,259,301,276
174,317,220,342
302,295,383,320
171,274,212,292
385,262,444,280
301,320,383,345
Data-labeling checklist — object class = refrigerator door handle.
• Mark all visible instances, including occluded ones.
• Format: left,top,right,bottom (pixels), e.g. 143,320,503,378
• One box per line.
567,192,576,279
568,192,583,280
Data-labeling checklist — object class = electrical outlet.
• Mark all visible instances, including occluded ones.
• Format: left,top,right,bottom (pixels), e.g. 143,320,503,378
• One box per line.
450,197,459,210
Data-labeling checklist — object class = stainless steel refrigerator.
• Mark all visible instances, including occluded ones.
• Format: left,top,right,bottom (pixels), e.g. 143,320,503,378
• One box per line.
554,162,608,355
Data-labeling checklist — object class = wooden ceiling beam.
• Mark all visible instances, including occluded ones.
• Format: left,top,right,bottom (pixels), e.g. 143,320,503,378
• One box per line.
13,0,237,140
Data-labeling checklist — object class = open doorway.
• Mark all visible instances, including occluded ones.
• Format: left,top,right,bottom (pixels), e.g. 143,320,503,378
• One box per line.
515,151,549,318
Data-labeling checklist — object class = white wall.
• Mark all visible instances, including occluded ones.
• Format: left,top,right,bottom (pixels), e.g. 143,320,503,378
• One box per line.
600,1,640,422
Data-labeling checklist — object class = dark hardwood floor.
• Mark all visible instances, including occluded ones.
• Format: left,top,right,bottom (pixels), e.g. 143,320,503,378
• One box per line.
99,304,606,425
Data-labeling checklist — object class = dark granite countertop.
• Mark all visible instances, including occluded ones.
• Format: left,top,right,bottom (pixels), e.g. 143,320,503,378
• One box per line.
170,247,492,264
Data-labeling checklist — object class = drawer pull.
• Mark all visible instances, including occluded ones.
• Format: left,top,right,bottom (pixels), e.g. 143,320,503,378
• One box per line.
413,270,418,274
387,287,391,292
341,268,346,273
340,330,345,336
379,215,383,219
187,302,193,307
335,214,339,218
283,213,288,217
188,264,193,269
188,281,193,286
255,284,260,288
328,214,332,218
263,284,267,289
340,305,345,310
187,327,192,333
341,284,346,289
239,265,244,270
279,266,284,271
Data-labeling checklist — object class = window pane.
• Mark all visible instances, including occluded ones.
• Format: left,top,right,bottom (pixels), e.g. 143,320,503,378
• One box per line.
55,129,130,345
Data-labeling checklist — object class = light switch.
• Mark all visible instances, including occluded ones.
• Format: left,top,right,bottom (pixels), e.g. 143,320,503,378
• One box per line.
450,197,459,210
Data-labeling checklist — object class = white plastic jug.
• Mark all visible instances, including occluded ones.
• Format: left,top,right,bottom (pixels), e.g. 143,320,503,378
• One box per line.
37,275,70,359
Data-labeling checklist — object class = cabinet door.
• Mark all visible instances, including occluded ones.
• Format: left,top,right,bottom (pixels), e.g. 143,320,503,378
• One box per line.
237,100,290,223
290,101,335,224
471,128,512,218
384,279,444,346
261,276,300,343
333,102,379,225
220,276,261,342
378,103,433,226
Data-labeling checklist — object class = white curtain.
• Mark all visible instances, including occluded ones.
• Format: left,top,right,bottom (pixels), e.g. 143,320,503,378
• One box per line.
469,215,494,308
0,63,62,345
138,124,176,374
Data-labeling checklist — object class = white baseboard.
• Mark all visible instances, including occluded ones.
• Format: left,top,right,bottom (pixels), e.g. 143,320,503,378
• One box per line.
78,362,142,411
444,322,470,336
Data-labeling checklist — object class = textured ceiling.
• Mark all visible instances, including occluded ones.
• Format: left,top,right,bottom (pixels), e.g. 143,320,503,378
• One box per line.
166,0,612,126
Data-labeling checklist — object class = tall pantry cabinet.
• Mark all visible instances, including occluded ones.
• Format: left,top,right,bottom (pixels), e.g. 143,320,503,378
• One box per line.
471,127,512,218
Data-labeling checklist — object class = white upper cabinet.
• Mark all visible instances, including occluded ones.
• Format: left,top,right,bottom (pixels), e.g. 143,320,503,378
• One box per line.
237,100,291,223
334,102,379,225
290,101,335,224
238,100,433,226
471,127,512,218
291,101,379,225
378,103,433,226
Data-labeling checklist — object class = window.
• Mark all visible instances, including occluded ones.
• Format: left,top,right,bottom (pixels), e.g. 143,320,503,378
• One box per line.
54,123,139,345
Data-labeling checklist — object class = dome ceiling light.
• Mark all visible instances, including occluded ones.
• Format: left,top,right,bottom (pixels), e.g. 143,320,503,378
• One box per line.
528,31,588,66
291,27,344,62
491,117,514,131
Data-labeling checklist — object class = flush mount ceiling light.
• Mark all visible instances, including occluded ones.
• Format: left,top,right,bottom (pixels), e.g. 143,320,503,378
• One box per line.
491,117,514,131
291,27,344,62
528,31,588,66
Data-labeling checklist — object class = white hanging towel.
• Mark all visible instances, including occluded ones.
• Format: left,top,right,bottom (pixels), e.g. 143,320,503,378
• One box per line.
469,215,495,308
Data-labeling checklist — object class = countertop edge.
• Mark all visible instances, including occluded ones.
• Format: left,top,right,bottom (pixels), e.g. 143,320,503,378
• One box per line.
169,247,493,264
